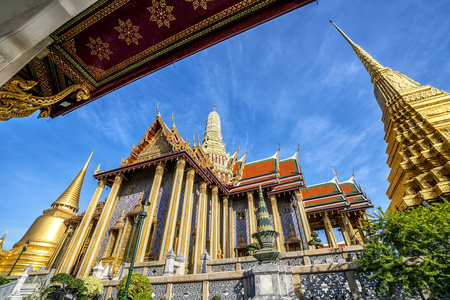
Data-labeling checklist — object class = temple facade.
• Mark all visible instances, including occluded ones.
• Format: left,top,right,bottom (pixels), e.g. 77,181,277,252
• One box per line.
331,21,450,211
1,107,371,278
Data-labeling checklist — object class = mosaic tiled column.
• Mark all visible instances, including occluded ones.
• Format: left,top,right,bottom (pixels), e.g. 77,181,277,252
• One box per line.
159,158,186,260
58,178,106,274
246,191,257,242
210,186,220,259
322,212,338,248
294,190,312,249
340,213,354,246
221,196,228,258
193,181,208,273
176,168,195,266
269,195,285,253
136,162,165,262
228,198,234,258
77,174,124,278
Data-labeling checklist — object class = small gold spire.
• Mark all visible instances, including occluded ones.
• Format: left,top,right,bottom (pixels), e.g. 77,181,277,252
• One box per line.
245,146,249,156
51,151,94,212
171,113,175,128
352,169,355,179
197,134,201,147
156,102,160,116
112,210,125,229
193,133,196,147
213,105,215,111
0,230,9,249
296,143,300,153
277,143,281,152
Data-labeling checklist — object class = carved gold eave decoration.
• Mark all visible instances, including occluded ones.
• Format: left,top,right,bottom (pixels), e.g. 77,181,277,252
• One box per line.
0,77,90,121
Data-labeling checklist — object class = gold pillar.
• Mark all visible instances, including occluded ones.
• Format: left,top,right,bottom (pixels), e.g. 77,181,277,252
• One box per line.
210,186,220,259
77,174,124,278
176,168,196,264
159,158,186,260
58,179,106,274
136,162,165,262
322,212,338,248
221,196,228,258
246,192,257,242
193,182,208,273
294,190,312,249
269,195,285,253
228,198,234,258
340,213,354,246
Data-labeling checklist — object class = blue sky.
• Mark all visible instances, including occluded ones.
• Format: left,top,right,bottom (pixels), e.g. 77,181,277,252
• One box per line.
1,0,450,249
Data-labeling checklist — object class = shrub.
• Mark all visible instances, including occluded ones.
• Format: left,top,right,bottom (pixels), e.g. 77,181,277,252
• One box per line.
50,273,87,300
82,276,103,299
134,291,153,300
245,242,261,256
0,276,10,285
117,273,152,299
212,296,221,300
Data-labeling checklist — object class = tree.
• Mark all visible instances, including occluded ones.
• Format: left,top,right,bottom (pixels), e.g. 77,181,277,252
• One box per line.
357,200,450,299
308,231,324,248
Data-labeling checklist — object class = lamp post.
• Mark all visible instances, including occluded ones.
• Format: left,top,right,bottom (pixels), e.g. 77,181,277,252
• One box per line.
7,240,29,276
291,194,306,250
53,227,74,269
121,198,149,300
124,214,139,263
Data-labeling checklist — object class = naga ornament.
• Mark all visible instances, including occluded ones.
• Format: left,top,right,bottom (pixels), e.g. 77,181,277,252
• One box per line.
0,77,90,121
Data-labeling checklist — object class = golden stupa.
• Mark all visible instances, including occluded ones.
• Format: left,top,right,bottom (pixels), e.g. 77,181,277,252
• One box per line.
0,152,93,275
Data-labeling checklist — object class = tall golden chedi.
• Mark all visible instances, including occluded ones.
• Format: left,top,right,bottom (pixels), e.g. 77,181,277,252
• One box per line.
0,152,93,275
331,21,450,211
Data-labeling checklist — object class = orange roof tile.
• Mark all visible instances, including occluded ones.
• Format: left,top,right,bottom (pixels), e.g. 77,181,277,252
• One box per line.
279,159,298,177
340,183,358,194
301,183,339,199
241,159,276,179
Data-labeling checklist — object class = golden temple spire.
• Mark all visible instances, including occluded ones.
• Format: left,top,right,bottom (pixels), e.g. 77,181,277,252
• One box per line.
171,113,175,129
329,20,383,81
330,20,424,109
51,151,93,212
156,102,160,116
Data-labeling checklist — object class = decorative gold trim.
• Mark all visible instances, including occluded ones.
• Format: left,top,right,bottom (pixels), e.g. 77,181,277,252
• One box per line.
0,78,89,121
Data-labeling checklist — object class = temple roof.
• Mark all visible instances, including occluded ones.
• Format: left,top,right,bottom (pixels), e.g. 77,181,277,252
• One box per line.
301,176,373,214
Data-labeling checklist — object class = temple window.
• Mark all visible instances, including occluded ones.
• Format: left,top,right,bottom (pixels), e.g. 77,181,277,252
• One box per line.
282,204,293,213
125,184,136,195
236,211,245,220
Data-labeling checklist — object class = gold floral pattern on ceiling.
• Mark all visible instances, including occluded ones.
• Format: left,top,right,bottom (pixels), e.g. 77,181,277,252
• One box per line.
115,19,142,45
147,0,176,28
86,37,113,60
186,0,213,10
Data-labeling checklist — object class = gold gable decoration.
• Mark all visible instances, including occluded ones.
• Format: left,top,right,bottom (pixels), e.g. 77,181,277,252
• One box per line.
136,129,174,163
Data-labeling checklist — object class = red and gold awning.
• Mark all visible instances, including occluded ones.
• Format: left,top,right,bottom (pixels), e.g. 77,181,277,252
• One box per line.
12,0,314,118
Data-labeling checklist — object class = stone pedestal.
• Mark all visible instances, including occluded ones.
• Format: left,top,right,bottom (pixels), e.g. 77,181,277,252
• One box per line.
246,264,297,300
